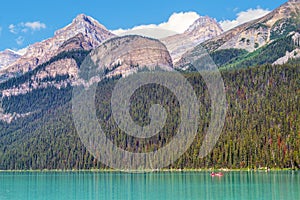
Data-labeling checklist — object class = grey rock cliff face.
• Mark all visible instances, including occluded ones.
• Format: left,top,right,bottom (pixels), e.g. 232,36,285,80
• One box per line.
161,16,223,64
89,35,173,78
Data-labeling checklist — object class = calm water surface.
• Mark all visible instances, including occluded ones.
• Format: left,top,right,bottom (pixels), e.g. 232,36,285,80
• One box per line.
0,171,299,200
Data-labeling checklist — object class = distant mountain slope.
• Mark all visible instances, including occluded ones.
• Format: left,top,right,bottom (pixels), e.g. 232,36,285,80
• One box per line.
216,32,299,69
177,0,300,69
203,0,300,53
161,16,223,63
0,50,21,69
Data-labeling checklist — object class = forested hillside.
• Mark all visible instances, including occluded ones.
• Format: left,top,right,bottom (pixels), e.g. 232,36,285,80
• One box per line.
0,62,299,170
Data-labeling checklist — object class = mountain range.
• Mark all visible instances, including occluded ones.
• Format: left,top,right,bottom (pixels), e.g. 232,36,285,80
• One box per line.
0,0,299,170
1,1,299,75
178,0,300,68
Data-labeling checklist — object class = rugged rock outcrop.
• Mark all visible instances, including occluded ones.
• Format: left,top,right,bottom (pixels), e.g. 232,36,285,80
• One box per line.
273,48,300,65
89,35,173,78
1,58,79,97
202,0,300,53
273,32,300,64
161,16,223,63
57,33,93,53
0,14,115,77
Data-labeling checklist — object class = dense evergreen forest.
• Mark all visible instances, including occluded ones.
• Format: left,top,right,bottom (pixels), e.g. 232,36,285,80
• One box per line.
0,61,299,170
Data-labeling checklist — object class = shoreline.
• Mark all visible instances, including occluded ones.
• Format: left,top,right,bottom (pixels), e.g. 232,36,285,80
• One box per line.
0,168,297,173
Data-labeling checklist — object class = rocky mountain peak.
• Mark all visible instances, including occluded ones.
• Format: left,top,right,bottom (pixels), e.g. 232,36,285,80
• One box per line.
73,14,93,22
185,16,223,34
71,14,106,28
55,14,112,37
161,16,223,63
0,14,115,78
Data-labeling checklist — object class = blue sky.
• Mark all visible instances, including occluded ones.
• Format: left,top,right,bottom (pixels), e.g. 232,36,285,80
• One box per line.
0,0,287,51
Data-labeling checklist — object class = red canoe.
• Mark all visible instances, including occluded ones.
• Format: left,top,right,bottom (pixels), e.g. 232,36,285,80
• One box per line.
211,172,224,177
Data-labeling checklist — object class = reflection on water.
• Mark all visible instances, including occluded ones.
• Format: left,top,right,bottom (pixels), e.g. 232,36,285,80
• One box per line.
0,171,299,200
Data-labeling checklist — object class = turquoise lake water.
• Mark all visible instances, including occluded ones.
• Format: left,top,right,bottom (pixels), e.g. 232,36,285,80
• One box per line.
0,171,299,200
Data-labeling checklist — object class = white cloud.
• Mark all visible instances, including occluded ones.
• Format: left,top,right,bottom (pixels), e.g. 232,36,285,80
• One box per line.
9,24,17,34
112,27,178,39
0,27,2,36
233,7,239,12
158,12,201,34
112,12,201,39
21,28,28,33
15,36,25,45
219,7,270,31
9,21,46,34
23,21,46,31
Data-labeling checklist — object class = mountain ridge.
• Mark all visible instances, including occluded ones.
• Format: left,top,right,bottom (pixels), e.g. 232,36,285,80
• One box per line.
177,0,300,68
0,14,115,81
202,0,300,53
161,16,223,63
